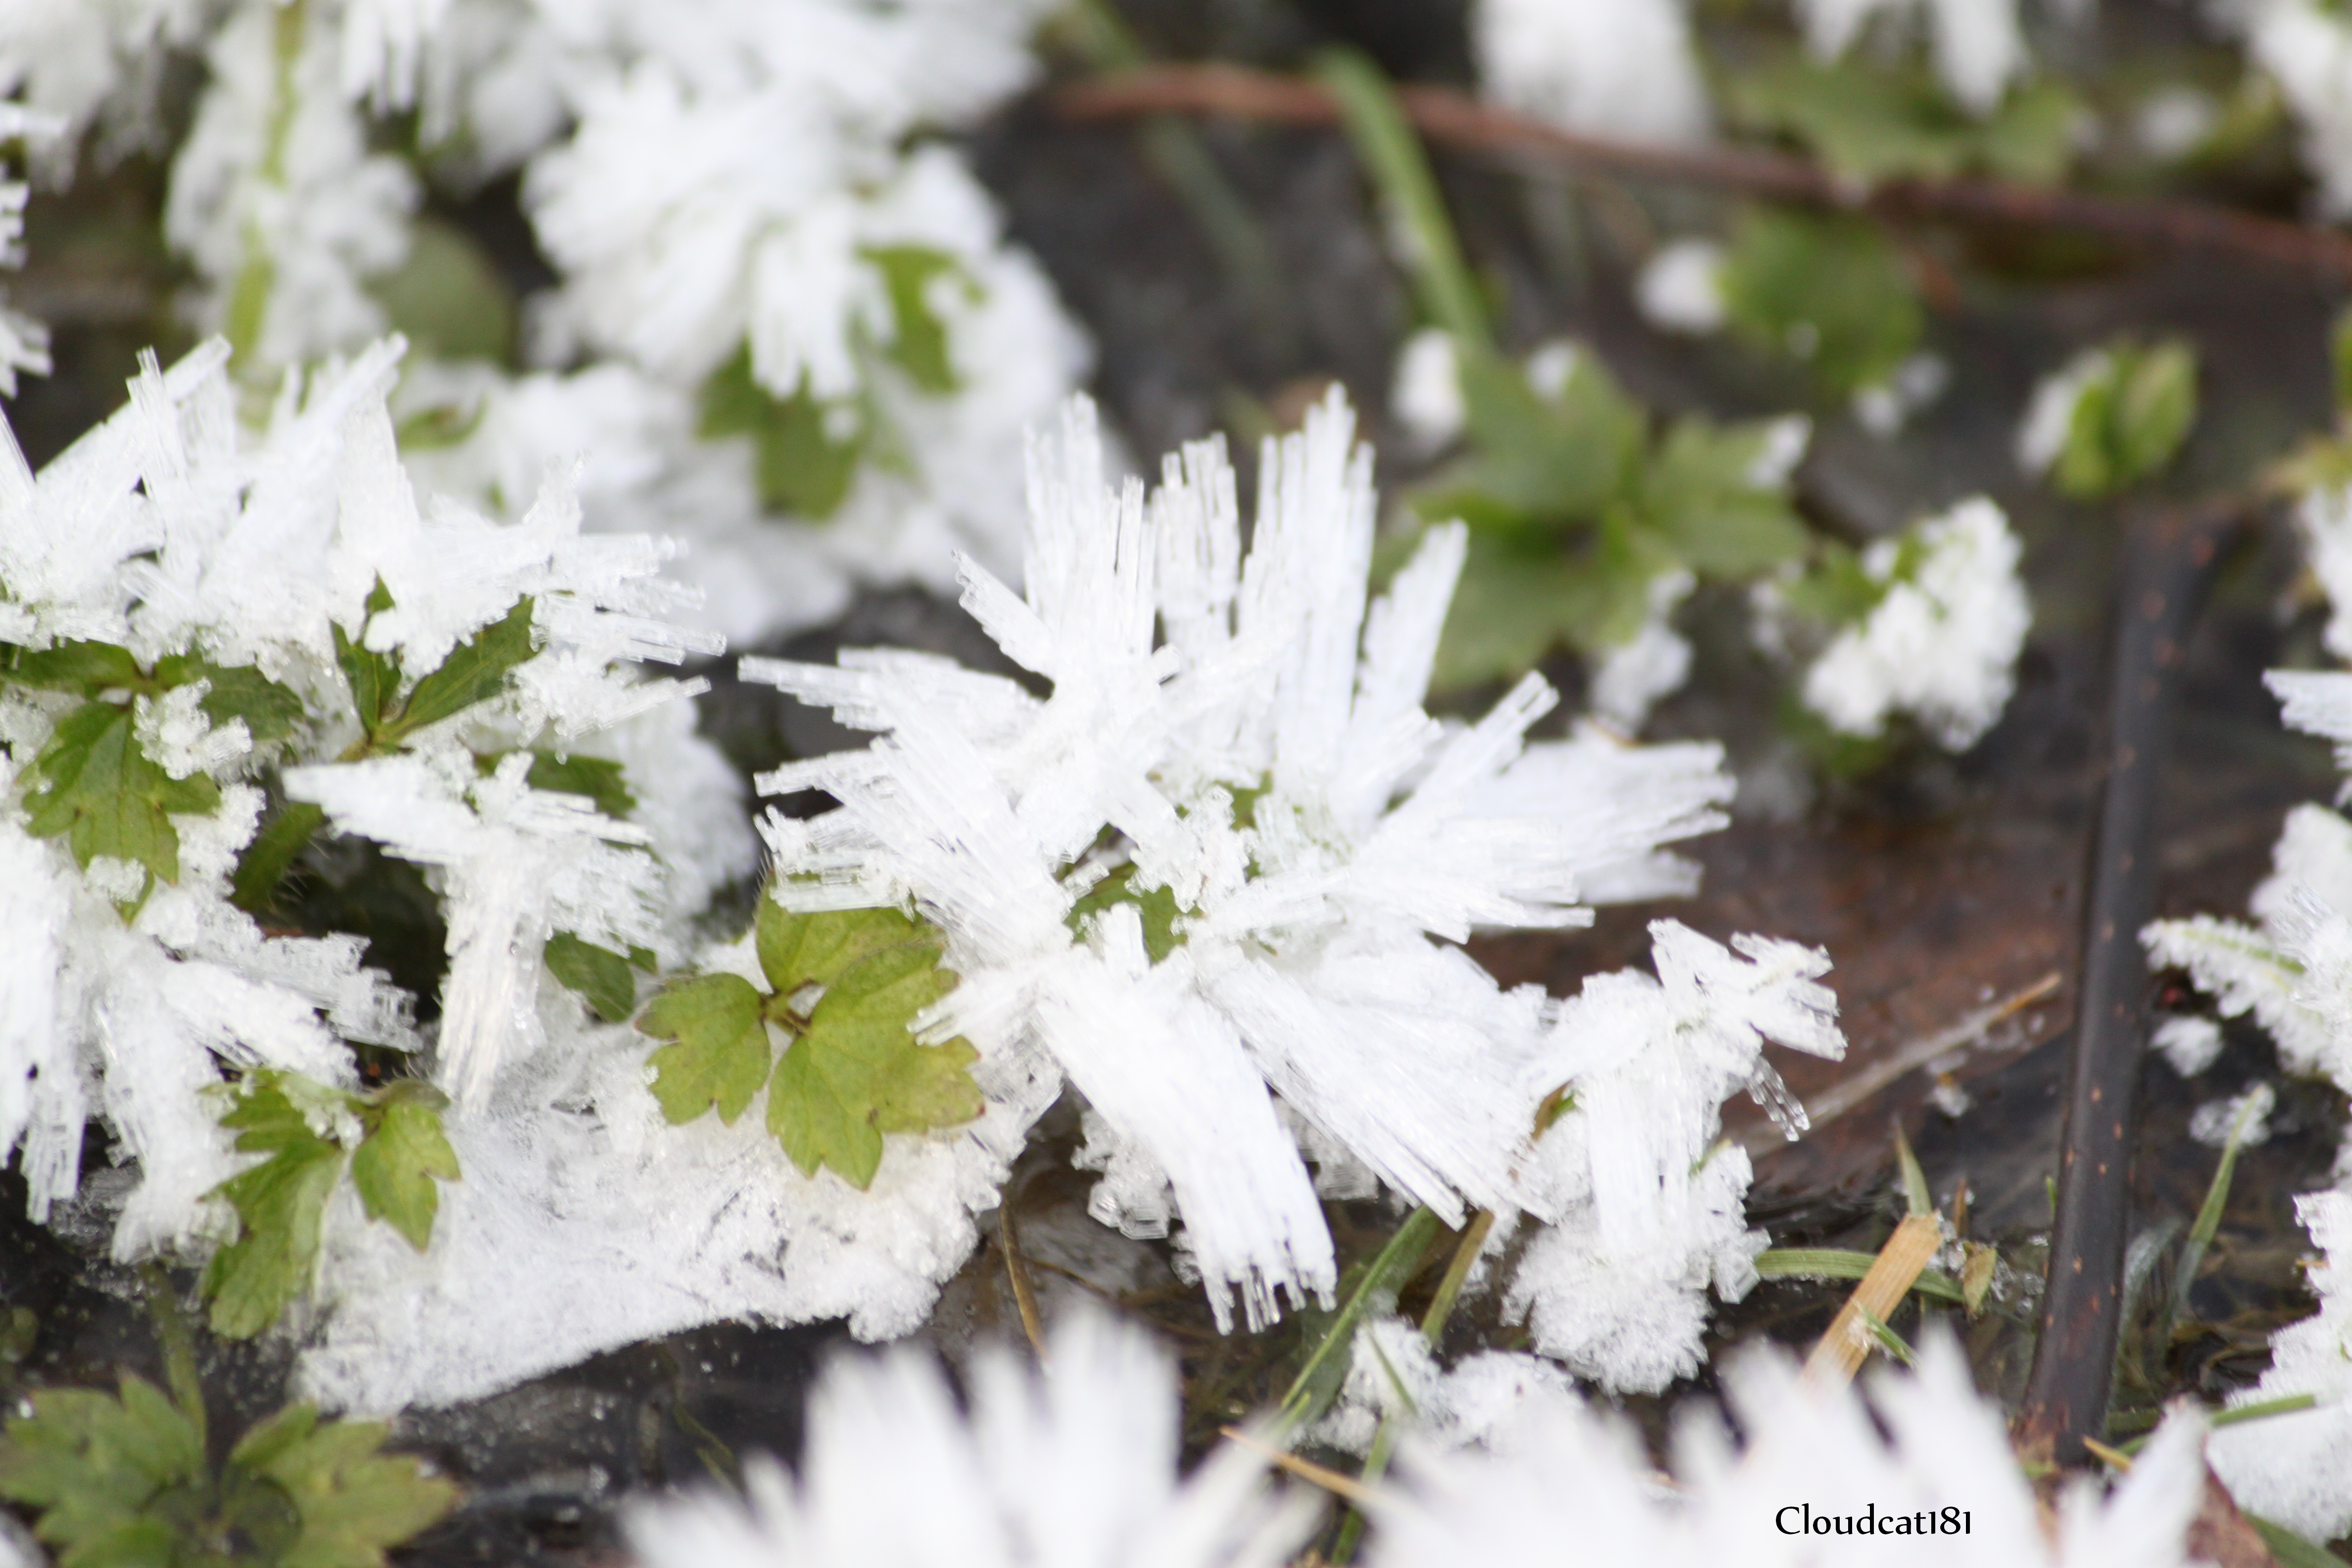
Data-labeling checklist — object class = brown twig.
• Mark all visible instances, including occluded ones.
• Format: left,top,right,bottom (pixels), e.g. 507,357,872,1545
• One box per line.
1057,65,2352,280
2017,495,2257,1468
1803,1213,1944,1389
999,1205,1047,1359
1220,1426,1387,1505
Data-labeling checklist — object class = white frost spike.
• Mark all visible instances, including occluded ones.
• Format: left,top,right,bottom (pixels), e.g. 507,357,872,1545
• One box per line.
288,751,659,1105
1506,920,1844,1392
1801,496,2032,751
1371,1330,2209,1567
626,1310,1315,1568
749,389,1737,1327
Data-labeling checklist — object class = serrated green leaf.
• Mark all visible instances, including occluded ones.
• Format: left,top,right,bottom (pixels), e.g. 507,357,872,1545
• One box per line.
386,596,535,739
169,657,306,743
864,244,969,393
2054,339,2199,499
23,699,220,885
1429,523,1676,691
1637,419,1811,579
201,1078,348,1339
766,942,982,1188
524,750,635,818
699,350,867,519
349,1091,457,1253
1429,346,1644,532
235,1407,456,1568
544,930,637,1023
757,895,935,997
0,1377,207,1567
1716,209,1924,398
332,620,400,738
1733,54,2080,187
3,639,146,696
639,974,773,1125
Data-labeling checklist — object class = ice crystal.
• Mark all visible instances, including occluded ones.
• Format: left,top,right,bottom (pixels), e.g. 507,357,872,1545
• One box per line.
1371,1330,2210,1567
625,1309,1317,1568
2233,1,2352,218
747,390,1769,1337
1795,0,2030,115
1797,497,2032,751
1473,0,1712,147
2208,1190,2352,1541
1635,240,1729,336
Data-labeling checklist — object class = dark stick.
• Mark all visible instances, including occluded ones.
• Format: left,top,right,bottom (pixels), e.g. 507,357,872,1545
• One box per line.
1056,66,2352,281
2017,497,2253,1467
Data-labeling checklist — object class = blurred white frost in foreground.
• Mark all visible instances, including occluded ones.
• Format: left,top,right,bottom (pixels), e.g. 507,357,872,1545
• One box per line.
629,1311,1317,1568
748,389,1845,1389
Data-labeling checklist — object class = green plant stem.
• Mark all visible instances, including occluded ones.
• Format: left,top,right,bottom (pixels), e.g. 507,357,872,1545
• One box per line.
2167,1090,2267,1328
141,1264,207,1456
225,0,308,373
1278,1205,1445,1431
1418,1209,1492,1345
1315,48,1489,348
1754,1247,1966,1303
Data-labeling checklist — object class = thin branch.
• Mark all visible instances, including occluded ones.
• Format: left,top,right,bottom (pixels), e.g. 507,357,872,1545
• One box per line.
1803,1213,1943,1389
1057,65,2352,279
1220,1426,1388,1506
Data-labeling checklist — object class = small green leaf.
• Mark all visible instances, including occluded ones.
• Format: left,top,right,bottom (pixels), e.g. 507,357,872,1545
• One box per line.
699,350,867,519
1427,346,1645,531
767,941,982,1188
23,699,221,885
231,799,329,915
3,639,146,696
639,974,773,1125
386,596,535,739
1636,418,1811,579
524,750,635,818
0,1377,207,1566
864,244,968,393
367,215,516,365
333,621,401,738
201,1077,348,1340
1066,866,1185,963
233,1404,458,1568
1733,54,2080,187
757,895,935,997
2052,338,2199,499
1427,523,1675,692
545,931,637,1024
349,1088,458,1253
1716,209,1924,398
166,657,306,743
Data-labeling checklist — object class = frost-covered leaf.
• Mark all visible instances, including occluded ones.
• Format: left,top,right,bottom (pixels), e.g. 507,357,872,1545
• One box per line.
523,751,635,819
757,896,935,996
767,941,982,1188
1067,867,1184,964
333,622,401,740
640,974,773,1125
699,350,865,518
163,656,307,743
2,639,146,695
544,931,638,1023
0,1375,207,1568
1733,55,2080,187
1419,346,1642,531
387,596,536,738
230,1405,456,1568
1638,419,1811,578
865,243,967,394
348,1087,458,1253
2050,340,2198,499
202,1077,348,1340
23,699,221,885
1717,210,1924,398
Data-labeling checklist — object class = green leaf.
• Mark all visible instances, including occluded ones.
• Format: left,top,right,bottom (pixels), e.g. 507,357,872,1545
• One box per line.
639,974,774,1125
544,931,638,1023
201,1077,349,1340
1066,865,1185,963
231,799,329,915
766,941,983,1188
333,620,401,739
2053,339,2199,499
163,657,307,743
699,349,867,518
1429,525,1674,691
2332,303,2352,415
864,244,968,393
233,1405,457,1568
0,1376,207,1568
524,750,635,818
1636,418,1811,579
1429,346,1645,531
1777,539,1897,629
1733,54,2080,187
367,215,515,365
1716,209,1925,398
757,896,936,997
22,699,221,885
348,1087,458,1253
386,596,535,739
4,639,146,696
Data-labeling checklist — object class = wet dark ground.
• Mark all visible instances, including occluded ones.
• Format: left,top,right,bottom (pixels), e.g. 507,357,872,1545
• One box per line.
7,0,2352,1561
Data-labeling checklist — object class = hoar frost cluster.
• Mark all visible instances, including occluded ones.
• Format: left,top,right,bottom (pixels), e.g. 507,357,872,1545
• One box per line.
749,388,1846,1387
